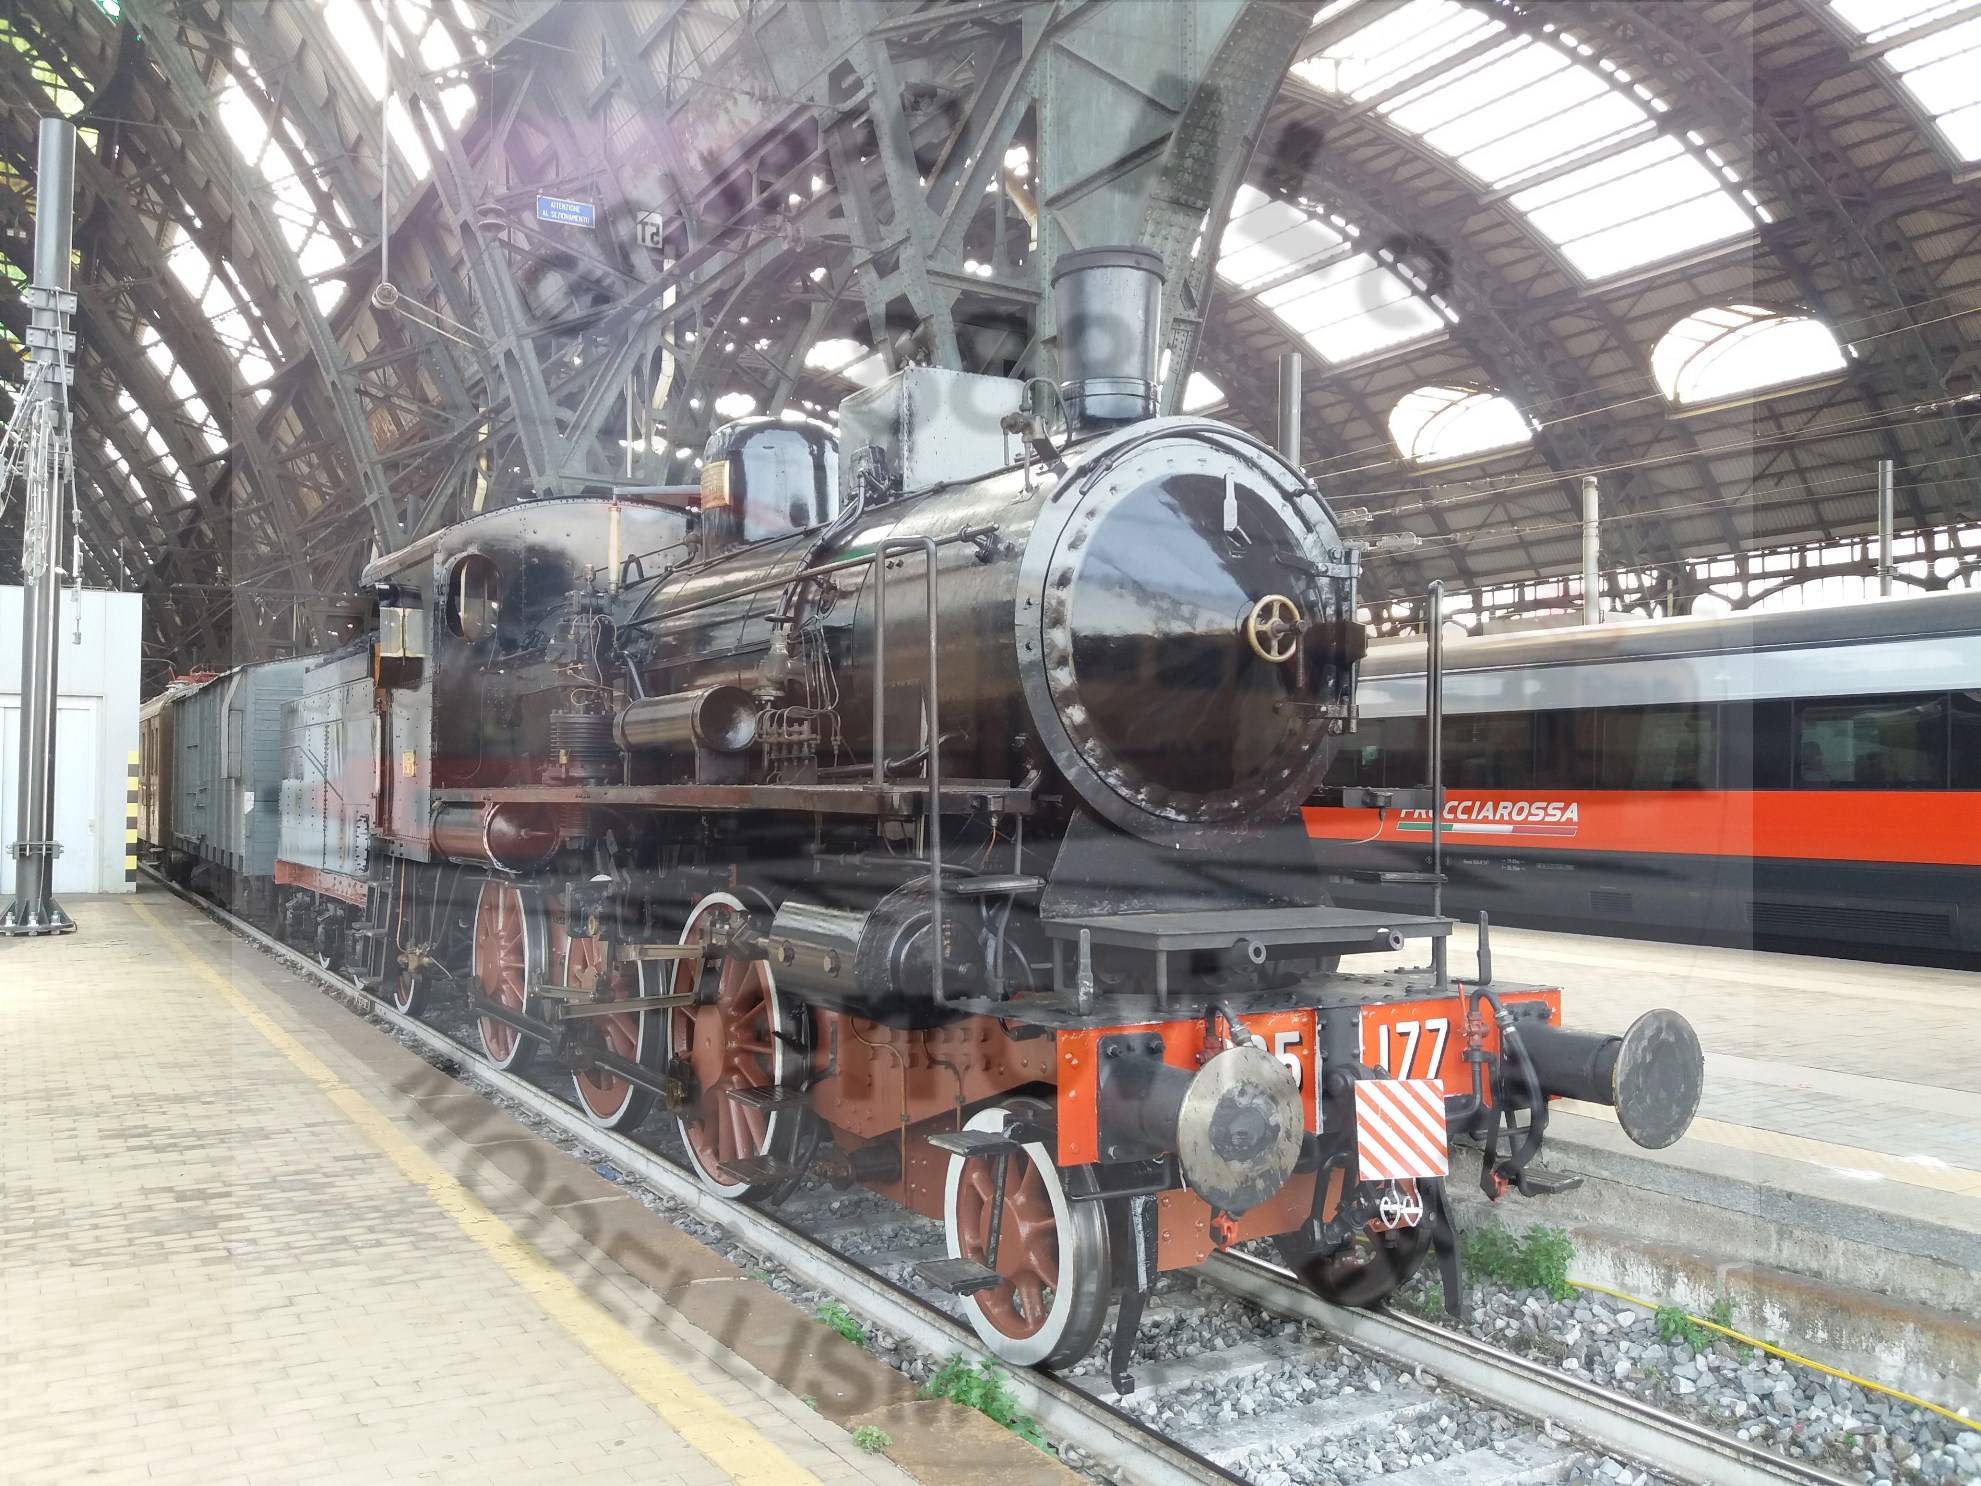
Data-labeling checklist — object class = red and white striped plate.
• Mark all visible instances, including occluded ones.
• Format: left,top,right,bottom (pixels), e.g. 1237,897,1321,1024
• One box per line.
1354,1078,1449,1181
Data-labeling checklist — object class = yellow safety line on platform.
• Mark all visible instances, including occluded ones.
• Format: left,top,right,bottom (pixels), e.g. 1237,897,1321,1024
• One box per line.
1554,1101,1981,1198
131,900,821,1486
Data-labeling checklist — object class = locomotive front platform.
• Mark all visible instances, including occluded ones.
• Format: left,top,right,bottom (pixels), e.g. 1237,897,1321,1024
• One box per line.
0,888,1076,1486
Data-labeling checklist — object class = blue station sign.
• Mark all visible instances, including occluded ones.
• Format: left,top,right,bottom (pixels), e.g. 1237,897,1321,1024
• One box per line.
535,195,596,229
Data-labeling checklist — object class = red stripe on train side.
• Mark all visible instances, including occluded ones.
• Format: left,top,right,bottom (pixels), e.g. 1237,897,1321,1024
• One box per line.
1302,791,1981,868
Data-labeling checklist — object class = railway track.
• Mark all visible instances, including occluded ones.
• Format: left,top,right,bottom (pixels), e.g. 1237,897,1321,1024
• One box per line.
156,873,1855,1486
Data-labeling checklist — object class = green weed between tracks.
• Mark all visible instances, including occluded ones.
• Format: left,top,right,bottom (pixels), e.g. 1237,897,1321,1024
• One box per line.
920,1355,1053,1452
815,1300,868,1347
1463,1222,1576,1301
1657,1298,1736,1354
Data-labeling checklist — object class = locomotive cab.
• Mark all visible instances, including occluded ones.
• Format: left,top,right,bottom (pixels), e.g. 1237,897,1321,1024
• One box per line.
697,418,839,553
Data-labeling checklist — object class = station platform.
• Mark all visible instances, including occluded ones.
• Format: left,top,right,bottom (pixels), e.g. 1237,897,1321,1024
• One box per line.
1342,923,1981,1408
0,887,1074,1486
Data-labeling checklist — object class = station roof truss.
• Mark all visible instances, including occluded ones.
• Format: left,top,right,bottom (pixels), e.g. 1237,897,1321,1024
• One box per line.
0,0,1976,674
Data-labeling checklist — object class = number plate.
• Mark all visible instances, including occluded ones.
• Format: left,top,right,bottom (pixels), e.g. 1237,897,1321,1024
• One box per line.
1359,990,1559,1087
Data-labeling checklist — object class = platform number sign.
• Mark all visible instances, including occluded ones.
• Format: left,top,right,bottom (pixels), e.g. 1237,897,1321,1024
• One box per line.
635,211,666,250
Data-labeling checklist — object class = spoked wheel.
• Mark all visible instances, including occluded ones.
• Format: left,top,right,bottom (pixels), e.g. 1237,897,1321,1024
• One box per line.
666,893,793,1200
473,879,544,1072
561,924,657,1132
387,968,430,1018
942,1101,1111,1370
1275,1169,1433,1307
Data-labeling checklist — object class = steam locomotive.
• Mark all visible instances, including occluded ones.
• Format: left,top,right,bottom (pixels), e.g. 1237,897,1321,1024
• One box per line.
149,248,1704,1391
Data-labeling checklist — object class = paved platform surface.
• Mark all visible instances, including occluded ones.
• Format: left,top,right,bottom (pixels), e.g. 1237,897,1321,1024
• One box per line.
0,888,1024,1486
1445,925,1980,1219
1346,924,1981,1318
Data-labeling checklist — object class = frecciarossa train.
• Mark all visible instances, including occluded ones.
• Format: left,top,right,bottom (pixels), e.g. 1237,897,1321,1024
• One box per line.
143,249,1704,1390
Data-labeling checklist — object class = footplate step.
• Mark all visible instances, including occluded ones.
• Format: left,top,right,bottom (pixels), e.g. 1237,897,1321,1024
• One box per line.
718,1155,800,1185
722,1084,808,1113
1507,1164,1584,1196
925,1129,1023,1160
913,1257,1006,1296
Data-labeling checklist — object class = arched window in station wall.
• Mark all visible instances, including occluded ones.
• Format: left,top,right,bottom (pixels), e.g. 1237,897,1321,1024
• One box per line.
1387,385,1533,464
1651,306,1847,406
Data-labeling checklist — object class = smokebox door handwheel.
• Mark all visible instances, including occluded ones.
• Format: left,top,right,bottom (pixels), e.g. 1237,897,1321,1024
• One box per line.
1244,594,1303,663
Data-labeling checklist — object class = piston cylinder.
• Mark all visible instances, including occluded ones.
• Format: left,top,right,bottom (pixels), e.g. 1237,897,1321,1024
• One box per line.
430,801,561,871
1508,1008,1703,1150
614,685,758,754
765,883,962,1029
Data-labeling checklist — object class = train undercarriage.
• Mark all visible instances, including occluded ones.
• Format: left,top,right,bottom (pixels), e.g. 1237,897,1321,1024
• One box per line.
268,837,1700,1394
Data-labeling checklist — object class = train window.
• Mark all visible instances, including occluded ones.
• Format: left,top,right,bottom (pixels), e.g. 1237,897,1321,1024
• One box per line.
1794,693,1947,789
1444,712,1534,788
1324,733,1375,788
1602,705,1715,790
445,554,502,642
1533,710,1599,788
1382,716,1428,789
1953,693,1981,791
1721,700,1791,791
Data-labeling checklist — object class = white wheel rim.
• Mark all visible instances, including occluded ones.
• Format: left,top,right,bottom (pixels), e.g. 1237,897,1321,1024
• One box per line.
571,946,647,1128
672,892,787,1196
941,1105,1094,1368
472,879,540,1070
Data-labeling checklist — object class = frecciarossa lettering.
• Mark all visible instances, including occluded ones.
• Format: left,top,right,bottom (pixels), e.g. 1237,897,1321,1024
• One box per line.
1404,800,1581,824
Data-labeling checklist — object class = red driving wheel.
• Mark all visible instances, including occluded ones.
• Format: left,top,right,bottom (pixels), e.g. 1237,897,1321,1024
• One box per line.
473,879,539,1071
563,926,655,1132
940,1102,1110,1369
667,894,791,1199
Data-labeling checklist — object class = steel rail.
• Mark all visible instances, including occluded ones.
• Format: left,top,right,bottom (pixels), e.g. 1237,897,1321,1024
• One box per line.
143,870,1237,1486
1203,1251,1855,1486
152,869,1854,1486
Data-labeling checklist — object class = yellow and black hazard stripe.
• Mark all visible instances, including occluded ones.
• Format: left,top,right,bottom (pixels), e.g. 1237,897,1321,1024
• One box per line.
126,751,139,884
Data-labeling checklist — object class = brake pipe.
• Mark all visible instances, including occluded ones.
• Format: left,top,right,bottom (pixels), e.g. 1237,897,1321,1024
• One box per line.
1569,1278,1978,1433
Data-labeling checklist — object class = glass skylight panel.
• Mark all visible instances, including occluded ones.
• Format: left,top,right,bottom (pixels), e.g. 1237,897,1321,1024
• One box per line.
1217,186,1344,291
1886,15,1981,160
1830,0,1975,47
1508,137,1750,280
1300,0,1503,101
1299,0,1754,279
1255,249,1446,363
1215,188,1444,363
1830,1,1981,160
1388,385,1532,463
